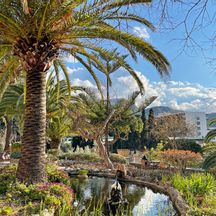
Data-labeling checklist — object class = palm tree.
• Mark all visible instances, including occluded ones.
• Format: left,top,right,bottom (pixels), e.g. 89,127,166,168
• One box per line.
0,75,77,150
0,0,170,183
203,118,216,169
90,50,138,155
70,88,156,169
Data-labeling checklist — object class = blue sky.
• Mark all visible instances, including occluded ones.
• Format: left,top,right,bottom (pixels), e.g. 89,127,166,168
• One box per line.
63,2,216,113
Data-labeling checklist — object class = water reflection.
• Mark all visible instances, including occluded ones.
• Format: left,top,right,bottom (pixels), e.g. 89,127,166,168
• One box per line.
71,177,176,216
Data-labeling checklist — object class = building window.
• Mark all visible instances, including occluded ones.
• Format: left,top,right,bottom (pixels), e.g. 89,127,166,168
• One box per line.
196,117,200,120
197,121,200,125
198,132,201,136
197,127,201,130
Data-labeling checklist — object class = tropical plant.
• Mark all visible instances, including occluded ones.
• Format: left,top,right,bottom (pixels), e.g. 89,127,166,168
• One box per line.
0,76,73,151
0,0,170,183
70,88,156,169
204,118,216,169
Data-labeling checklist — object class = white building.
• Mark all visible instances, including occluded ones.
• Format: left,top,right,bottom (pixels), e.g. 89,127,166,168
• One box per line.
184,112,208,140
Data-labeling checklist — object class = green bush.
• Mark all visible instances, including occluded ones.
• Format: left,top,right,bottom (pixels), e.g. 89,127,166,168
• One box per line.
109,153,127,164
0,165,16,194
46,164,71,186
59,152,103,163
5,181,74,214
172,173,216,207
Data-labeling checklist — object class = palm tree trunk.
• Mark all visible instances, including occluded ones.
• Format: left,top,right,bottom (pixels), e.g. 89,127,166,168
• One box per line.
16,69,47,184
4,116,12,154
96,137,114,170
50,139,61,150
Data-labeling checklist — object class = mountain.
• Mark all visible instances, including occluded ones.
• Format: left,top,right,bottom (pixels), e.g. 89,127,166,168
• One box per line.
145,106,183,116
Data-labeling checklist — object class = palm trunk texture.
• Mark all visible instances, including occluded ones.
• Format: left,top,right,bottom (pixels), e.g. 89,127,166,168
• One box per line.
16,69,47,184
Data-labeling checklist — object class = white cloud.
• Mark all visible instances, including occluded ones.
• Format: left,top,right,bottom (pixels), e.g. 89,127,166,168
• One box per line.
66,70,216,113
111,72,216,113
64,54,78,63
67,67,83,74
133,26,150,39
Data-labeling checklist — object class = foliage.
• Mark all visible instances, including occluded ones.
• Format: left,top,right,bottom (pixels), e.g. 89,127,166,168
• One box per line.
46,164,71,186
171,173,216,212
0,165,16,194
5,182,74,214
59,152,103,163
175,139,202,153
109,153,127,164
202,142,216,170
144,142,164,161
0,206,13,215
160,149,203,172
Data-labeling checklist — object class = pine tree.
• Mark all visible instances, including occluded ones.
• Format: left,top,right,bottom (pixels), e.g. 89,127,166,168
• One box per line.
140,108,148,149
147,108,157,148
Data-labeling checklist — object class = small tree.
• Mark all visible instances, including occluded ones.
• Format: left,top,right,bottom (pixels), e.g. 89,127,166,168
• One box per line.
160,149,202,173
153,113,195,149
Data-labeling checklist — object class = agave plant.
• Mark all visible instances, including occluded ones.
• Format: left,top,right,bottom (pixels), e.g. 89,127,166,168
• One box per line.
0,0,170,183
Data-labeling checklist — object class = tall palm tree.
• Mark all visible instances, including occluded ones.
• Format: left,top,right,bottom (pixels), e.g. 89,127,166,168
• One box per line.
0,0,170,183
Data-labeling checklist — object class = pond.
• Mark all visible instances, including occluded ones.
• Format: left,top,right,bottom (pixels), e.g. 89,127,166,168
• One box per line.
71,176,177,216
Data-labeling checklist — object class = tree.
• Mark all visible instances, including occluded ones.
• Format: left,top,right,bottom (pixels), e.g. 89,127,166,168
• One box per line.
146,108,157,148
140,108,148,149
90,50,142,155
160,149,202,173
70,89,147,169
153,113,194,149
0,0,170,183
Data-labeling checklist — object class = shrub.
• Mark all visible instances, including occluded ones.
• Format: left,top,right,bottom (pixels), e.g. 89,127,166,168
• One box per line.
59,152,103,163
176,140,202,153
0,165,16,194
110,153,127,164
172,173,215,207
46,164,70,186
36,183,74,207
160,149,203,173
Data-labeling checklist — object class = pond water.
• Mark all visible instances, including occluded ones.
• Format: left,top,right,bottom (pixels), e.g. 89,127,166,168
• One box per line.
71,176,177,216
